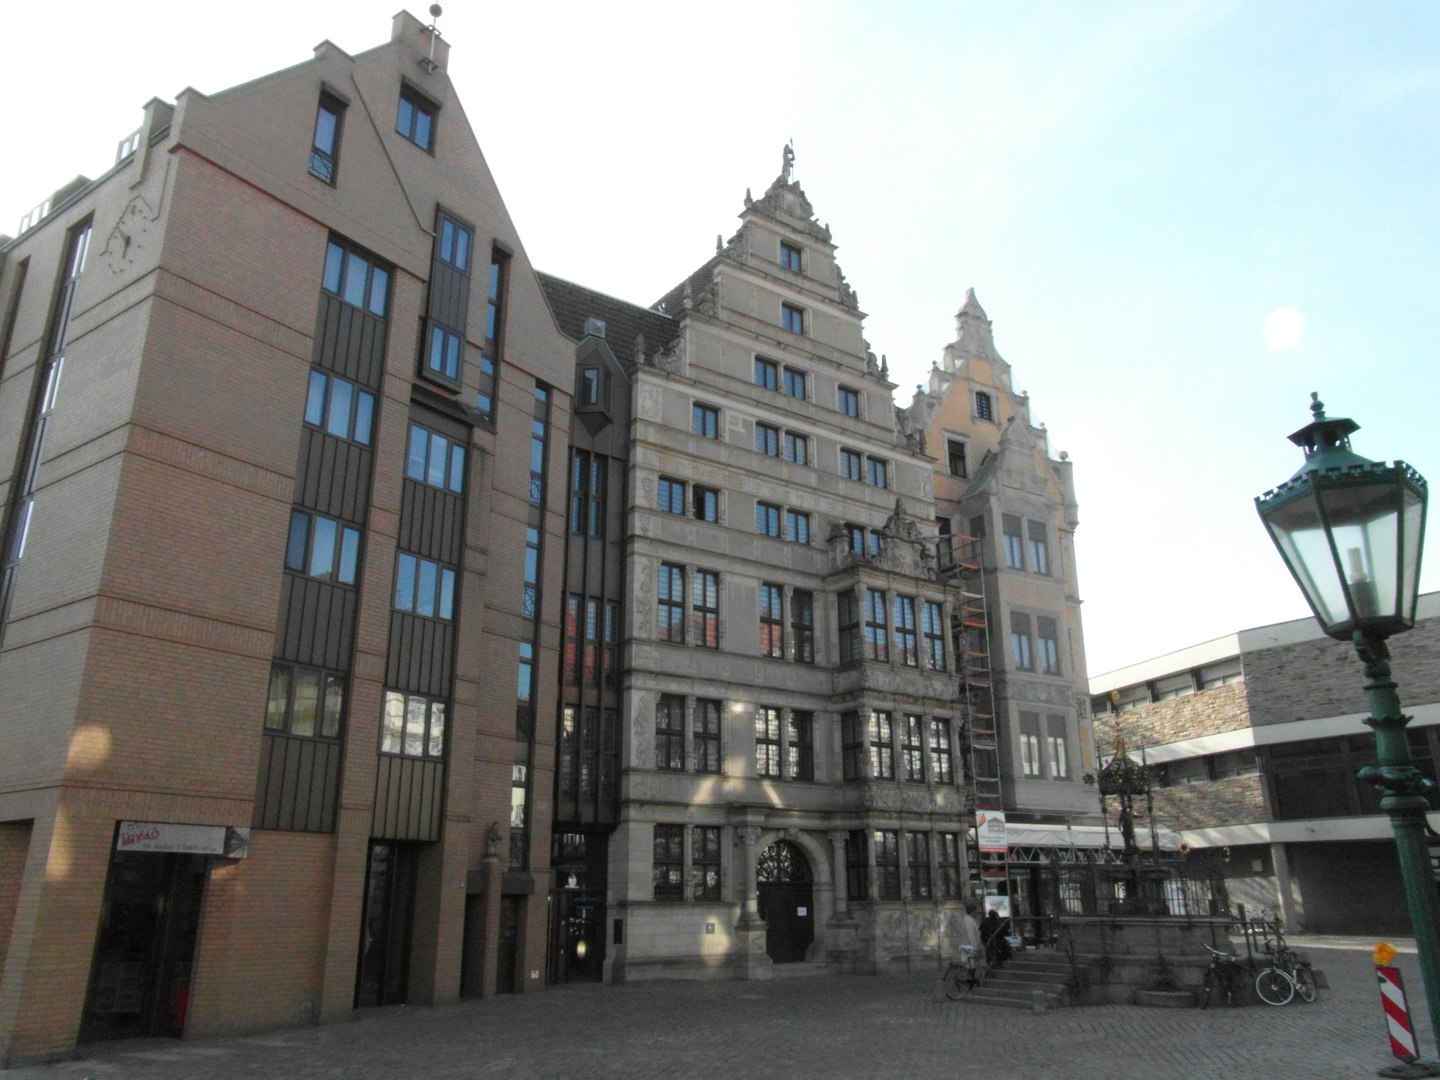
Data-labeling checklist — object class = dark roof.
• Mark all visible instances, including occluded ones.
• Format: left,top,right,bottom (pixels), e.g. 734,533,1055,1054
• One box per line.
536,271,678,374
651,257,718,320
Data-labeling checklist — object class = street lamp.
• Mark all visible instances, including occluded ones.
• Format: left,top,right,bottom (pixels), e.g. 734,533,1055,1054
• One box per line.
1256,392,1434,1068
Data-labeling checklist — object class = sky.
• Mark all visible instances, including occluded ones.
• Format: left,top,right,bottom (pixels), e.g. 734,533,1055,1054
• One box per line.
3,0,1437,676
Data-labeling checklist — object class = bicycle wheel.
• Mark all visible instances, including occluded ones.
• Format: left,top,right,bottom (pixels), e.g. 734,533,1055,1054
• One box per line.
1293,964,1318,1003
1200,968,1217,1009
1255,967,1295,1006
944,966,974,1001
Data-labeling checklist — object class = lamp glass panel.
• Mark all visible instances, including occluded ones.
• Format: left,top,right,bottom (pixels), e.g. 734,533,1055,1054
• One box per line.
1314,480,1401,624
1263,489,1349,630
1400,487,1425,625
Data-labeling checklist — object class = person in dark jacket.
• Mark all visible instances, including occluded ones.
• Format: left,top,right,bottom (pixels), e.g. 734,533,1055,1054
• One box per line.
979,908,1012,968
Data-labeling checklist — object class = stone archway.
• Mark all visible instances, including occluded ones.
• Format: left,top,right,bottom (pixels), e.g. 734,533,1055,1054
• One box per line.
756,840,814,963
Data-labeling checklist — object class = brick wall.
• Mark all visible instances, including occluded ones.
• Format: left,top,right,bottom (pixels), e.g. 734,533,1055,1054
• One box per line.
1151,776,1266,831
1094,681,1250,749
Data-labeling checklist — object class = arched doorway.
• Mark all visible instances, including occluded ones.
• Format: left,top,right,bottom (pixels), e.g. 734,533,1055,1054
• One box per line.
757,840,814,963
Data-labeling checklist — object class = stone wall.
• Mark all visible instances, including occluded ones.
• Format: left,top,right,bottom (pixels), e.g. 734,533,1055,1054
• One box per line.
1095,681,1250,748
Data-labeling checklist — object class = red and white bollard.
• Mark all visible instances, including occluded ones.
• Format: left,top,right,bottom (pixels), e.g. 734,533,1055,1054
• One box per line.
1374,942,1440,1079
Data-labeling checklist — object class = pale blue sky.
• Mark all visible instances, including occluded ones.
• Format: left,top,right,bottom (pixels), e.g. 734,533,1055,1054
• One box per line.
4,1,1436,675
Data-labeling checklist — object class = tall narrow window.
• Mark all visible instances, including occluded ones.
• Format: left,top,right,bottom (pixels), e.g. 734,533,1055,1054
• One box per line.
841,712,865,781
838,590,861,664
582,598,599,683
658,564,685,643
929,720,954,784
1002,513,1025,569
846,830,869,900
907,832,932,900
845,524,865,554
309,93,345,183
603,601,619,683
788,711,814,781
754,357,778,389
785,509,810,544
692,570,719,648
521,527,539,617
1019,711,1042,777
840,448,862,481
780,242,803,272
781,303,805,334
755,423,779,457
656,694,685,771
922,601,945,670
783,368,807,399
692,403,720,438
755,707,782,778
1046,715,1070,779
947,440,967,477
893,596,918,667
397,84,437,150
653,825,684,901
901,715,925,782
938,833,962,900
869,710,894,780
791,590,814,664
475,249,506,418
837,386,859,418
693,485,719,522
1010,611,1034,670
783,431,808,465
866,457,889,489
659,477,686,515
936,518,954,570
759,583,784,658
874,830,900,900
693,827,722,900
1037,615,1061,675
563,596,580,683
756,501,781,538
864,589,888,662
1028,520,1049,575
975,390,994,421
694,699,722,774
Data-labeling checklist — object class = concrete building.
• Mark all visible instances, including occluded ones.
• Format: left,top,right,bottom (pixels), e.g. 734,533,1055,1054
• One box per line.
0,13,572,1064
1090,592,1440,935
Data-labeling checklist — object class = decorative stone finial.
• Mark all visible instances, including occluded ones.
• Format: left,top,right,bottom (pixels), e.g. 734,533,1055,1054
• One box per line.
782,141,795,183
1309,391,1325,421
716,234,723,254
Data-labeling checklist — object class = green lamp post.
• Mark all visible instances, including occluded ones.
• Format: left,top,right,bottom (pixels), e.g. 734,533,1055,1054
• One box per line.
1256,393,1433,1064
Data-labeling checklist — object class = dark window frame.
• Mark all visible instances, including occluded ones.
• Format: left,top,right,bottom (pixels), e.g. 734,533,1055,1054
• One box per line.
656,694,686,771
658,563,685,643
788,710,814,781
653,824,684,901
693,402,720,439
397,83,438,151
781,302,806,335
780,241,803,273
380,688,448,759
309,92,346,184
264,662,346,740
692,569,719,648
755,706,782,778
840,448,862,481
759,582,784,659
837,385,859,418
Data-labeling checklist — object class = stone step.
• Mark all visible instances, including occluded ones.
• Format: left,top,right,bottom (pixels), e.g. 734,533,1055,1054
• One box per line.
987,968,1070,984
963,987,1066,1009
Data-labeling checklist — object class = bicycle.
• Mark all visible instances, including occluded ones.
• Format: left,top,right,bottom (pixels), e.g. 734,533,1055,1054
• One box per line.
1264,924,1317,1003
943,944,987,1001
1253,963,1295,1006
1200,943,1247,1007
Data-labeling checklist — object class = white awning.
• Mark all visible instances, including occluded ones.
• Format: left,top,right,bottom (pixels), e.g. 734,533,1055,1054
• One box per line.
1004,823,1183,851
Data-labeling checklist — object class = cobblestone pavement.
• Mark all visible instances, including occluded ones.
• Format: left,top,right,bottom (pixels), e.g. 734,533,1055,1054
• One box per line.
13,937,1435,1080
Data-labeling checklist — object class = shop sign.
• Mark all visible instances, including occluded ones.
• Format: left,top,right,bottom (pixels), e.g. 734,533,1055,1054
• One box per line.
116,821,250,858
976,810,1007,853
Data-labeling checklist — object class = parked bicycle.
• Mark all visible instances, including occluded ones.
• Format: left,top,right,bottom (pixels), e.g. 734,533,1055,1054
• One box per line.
1255,913,1317,1004
1200,942,1247,1007
943,944,988,1001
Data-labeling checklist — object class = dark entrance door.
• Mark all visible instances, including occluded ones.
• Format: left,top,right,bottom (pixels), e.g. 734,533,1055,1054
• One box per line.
355,840,419,1007
495,896,525,993
80,851,208,1042
756,840,814,964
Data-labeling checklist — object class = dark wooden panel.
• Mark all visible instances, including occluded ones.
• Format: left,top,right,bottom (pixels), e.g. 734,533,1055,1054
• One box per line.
294,429,372,524
276,575,357,671
312,293,387,389
428,261,469,334
384,611,453,697
397,479,464,564
253,732,341,832
372,755,445,841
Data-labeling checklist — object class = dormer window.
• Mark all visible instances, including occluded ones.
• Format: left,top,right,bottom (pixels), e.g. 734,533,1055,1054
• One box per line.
975,391,994,421
780,242,803,273
397,85,437,151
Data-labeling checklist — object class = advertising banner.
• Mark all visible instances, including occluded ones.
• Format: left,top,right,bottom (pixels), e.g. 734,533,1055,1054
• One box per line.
976,810,1007,853
115,821,250,858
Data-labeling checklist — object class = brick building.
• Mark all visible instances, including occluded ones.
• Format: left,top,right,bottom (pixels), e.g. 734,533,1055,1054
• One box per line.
1090,592,1440,935
0,13,571,1063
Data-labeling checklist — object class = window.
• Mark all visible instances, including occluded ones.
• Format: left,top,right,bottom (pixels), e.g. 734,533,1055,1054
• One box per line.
947,440,967,477
838,385,859,418
425,324,463,381
657,694,685,771
1010,611,1033,670
396,85,436,150
755,422,779,457
510,763,529,868
658,564,685,642
791,590,814,663
907,832,932,900
1037,616,1061,675
864,589,888,662
975,390,994,421
570,451,605,535
406,423,466,493
693,826,722,900
693,485,719,522
755,357,778,390
788,711,814,781
760,583,784,658
781,303,805,334
866,457,888,489
264,663,344,738
937,833,961,900
659,477,686,515
838,590,861,664
901,715,925,782
783,430,808,465
846,830,869,900
869,710,895,780
521,527,539,617
1210,747,1259,779
394,552,457,619
929,719,954,784
785,509,810,544
381,690,447,758
604,601,619,683
439,217,471,271
936,518,954,569
1046,715,1070,779
309,93,345,183
868,531,884,556
693,403,720,438
756,501,781,537
516,642,533,711
306,371,374,444
529,391,550,508
1199,658,1243,688
694,699,722,774
1155,672,1196,700
874,830,900,900
653,825,684,901
922,601,945,670
1019,711,1042,777
1028,520,1049,575
845,524,865,554
579,366,601,406
839,449,863,482
563,596,580,683
780,241,802,272
894,596,918,667
1002,513,1025,570
286,511,360,585
783,368,807,399
755,707,782,778
322,239,389,317
842,713,865,781
692,570,719,648
477,249,507,419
